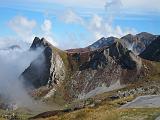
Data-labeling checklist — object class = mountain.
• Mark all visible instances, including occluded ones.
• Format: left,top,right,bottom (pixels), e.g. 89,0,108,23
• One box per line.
121,32,157,54
66,37,117,53
21,37,66,88
139,36,160,61
66,41,143,100
21,35,150,103
0,32,159,119
87,37,118,50
81,32,157,55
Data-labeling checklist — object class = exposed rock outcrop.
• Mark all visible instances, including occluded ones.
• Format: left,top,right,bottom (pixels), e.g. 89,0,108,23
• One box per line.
22,37,65,88
121,32,157,54
65,41,143,100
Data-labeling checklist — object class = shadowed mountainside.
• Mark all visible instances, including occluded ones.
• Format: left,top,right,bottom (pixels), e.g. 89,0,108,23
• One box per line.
139,36,160,62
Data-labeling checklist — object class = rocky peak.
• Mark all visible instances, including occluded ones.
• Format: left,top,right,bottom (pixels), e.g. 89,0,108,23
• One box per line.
22,37,66,88
88,37,118,50
136,32,154,38
121,34,134,43
30,37,52,50
121,32,156,55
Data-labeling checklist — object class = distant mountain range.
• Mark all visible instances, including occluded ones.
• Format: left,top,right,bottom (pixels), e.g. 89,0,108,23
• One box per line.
88,32,157,55
67,32,158,55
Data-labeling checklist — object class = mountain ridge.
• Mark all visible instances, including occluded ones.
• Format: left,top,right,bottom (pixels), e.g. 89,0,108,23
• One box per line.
20,32,157,103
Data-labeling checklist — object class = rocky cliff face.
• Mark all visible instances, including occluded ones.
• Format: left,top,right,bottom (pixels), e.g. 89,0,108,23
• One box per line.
21,36,147,102
22,37,66,88
64,41,144,100
121,32,157,54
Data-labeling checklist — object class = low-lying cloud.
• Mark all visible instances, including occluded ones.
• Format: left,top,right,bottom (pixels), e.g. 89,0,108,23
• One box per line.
0,45,44,109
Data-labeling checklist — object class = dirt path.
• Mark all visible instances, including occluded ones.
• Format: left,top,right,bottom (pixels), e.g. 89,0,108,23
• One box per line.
155,116,160,120
121,95,160,108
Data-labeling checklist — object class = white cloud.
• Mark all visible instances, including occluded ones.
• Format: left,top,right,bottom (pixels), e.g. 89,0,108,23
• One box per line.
7,16,58,47
0,37,30,50
41,19,52,34
59,0,137,42
40,0,160,13
1,0,160,15
1,0,157,49
0,44,44,108
8,16,36,43
39,0,106,9
60,9,136,41
122,0,160,12
105,0,122,14
88,14,137,40
41,19,58,47
59,9,84,25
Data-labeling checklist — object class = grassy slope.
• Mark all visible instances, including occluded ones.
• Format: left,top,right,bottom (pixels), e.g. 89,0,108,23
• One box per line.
1,98,160,120
0,109,34,120
36,96,160,120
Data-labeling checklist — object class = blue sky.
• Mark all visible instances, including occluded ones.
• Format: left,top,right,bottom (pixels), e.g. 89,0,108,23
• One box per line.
0,0,160,49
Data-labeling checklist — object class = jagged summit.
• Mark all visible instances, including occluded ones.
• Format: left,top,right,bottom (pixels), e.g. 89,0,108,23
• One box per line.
22,37,66,88
30,37,54,50
121,32,156,54
121,34,134,42
87,36,118,50
66,37,117,53
136,32,154,37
